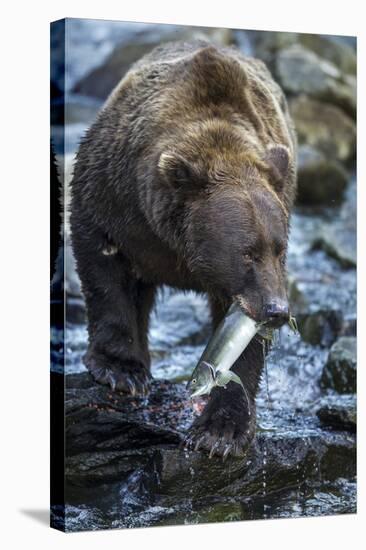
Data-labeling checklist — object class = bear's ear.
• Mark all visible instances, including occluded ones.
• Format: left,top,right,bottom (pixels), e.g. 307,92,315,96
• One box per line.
158,152,199,189
264,145,290,191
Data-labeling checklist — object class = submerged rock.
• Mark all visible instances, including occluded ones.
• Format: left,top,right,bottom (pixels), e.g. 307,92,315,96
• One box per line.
316,395,356,432
290,95,356,163
296,145,348,205
320,337,357,394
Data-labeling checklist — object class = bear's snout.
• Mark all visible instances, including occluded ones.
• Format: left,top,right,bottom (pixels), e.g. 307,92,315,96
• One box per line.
262,299,290,327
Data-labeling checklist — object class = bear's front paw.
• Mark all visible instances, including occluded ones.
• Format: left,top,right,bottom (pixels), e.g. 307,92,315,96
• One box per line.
84,350,151,396
184,387,256,459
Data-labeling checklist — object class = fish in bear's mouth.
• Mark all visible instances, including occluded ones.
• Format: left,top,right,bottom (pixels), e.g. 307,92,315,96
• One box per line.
187,296,298,405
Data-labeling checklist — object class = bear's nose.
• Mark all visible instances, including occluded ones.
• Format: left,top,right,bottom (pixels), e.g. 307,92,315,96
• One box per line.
263,300,289,326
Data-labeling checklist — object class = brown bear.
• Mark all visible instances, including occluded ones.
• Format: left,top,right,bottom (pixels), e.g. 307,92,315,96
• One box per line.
70,40,297,458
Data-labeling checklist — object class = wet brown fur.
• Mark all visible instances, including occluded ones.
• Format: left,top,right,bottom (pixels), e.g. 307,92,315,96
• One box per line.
70,41,297,458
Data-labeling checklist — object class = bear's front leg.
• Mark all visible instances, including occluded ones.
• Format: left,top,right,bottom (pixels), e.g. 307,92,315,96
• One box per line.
185,295,264,458
185,387,256,459
185,339,263,458
71,222,155,396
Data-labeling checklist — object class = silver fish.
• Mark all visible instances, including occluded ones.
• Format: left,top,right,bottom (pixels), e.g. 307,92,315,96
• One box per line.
188,361,251,409
187,301,260,406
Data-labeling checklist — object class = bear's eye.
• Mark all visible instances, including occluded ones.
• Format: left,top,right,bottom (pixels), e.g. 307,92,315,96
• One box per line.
192,378,197,385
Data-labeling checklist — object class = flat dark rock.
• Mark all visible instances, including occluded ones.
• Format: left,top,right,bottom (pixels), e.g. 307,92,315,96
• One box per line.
64,373,356,510
316,395,356,432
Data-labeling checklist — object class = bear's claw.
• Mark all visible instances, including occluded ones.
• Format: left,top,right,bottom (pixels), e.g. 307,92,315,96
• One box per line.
184,387,256,459
84,351,151,396
184,425,253,459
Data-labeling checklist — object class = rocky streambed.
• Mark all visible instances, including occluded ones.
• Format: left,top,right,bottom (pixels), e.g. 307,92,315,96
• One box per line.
51,20,356,531
50,371,355,531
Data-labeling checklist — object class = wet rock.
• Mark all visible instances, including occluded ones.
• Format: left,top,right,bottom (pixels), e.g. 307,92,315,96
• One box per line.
276,45,356,116
316,395,356,432
312,181,356,268
297,309,344,347
290,96,356,163
56,474,356,530
64,373,355,502
122,415,355,509
65,373,186,457
320,337,356,393
296,145,348,205
66,449,155,487
61,369,356,529
313,225,356,269
287,217,356,347
73,27,233,99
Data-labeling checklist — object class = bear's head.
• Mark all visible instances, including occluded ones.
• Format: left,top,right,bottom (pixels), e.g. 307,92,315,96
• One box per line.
154,120,293,326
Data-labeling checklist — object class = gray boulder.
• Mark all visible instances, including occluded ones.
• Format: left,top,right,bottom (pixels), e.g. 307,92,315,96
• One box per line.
320,337,356,393
290,95,356,163
276,45,356,116
236,31,356,76
316,394,356,432
313,224,356,269
313,181,356,268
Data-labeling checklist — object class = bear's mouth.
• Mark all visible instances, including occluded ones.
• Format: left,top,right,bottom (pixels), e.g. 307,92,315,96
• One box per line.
233,294,258,322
